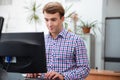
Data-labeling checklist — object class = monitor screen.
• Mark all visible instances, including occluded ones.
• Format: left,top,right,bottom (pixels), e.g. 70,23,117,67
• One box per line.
0,32,47,73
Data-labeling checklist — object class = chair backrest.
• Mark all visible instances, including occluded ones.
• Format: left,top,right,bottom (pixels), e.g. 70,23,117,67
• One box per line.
0,17,4,33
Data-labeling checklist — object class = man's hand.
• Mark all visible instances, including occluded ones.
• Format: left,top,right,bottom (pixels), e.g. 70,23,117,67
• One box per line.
26,73,41,78
45,71,64,80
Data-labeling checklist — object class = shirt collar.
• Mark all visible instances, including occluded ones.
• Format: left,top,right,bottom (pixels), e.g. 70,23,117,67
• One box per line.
58,28,67,38
47,28,67,39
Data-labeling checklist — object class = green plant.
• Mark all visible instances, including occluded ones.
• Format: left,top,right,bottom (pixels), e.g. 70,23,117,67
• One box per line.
65,3,75,18
64,3,75,31
24,0,43,31
80,20,97,28
79,19,100,35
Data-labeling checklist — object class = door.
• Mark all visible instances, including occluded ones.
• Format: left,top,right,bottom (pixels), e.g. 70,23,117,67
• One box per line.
104,17,120,71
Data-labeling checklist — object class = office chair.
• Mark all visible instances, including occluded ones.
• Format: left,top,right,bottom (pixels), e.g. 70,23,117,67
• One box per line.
0,17,4,33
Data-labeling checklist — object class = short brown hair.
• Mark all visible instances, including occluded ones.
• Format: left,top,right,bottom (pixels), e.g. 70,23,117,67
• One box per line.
43,2,65,18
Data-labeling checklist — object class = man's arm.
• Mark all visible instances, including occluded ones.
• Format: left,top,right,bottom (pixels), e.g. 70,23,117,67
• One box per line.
61,37,90,80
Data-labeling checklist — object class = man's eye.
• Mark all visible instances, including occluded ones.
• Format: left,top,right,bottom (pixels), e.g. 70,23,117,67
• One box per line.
45,19,48,22
51,19,56,21
45,20,48,22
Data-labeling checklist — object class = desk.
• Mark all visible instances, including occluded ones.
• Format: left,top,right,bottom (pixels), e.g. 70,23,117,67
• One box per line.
85,69,120,80
0,69,42,80
0,69,24,80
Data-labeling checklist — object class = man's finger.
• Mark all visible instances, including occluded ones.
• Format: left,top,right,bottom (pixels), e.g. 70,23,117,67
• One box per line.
37,73,41,78
26,73,32,78
48,73,56,79
52,74,58,79
33,73,37,78
26,73,41,78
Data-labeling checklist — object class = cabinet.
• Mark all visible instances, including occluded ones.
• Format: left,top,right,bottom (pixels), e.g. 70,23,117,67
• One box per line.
80,34,95,68
85,69,120,80
105,18,120,71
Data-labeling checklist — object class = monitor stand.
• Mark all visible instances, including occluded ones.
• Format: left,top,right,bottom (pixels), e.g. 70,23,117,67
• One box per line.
0,69,24,80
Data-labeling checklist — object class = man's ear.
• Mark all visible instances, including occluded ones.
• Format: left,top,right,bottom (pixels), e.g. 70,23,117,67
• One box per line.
61,16,64,21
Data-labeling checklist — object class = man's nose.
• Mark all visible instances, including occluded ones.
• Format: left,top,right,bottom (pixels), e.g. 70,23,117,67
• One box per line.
48,21,52,26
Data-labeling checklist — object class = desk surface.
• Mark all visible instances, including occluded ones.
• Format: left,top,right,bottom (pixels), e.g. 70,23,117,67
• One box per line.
85,69,120,80
89,69,120,76
0,69,44,80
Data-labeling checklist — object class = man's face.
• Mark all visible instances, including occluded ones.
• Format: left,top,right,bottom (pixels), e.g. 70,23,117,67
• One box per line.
43,12,64,34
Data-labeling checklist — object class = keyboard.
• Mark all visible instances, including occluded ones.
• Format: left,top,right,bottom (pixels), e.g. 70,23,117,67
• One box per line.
23,73,45,80
24,77,51,80
24,78,43,80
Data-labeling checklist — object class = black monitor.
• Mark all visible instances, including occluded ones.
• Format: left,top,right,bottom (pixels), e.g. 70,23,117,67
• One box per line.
0,32,47,73
0,17,4,33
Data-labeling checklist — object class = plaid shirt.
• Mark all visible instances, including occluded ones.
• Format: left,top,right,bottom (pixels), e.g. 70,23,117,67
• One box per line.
45,29,90,80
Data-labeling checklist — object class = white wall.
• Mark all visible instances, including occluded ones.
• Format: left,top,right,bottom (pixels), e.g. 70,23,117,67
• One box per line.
0,0,104,69
106,0,120,17
102,0,120,70
72,0,103,69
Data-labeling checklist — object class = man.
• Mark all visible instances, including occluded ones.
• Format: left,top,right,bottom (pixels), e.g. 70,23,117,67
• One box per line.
27,2,90,80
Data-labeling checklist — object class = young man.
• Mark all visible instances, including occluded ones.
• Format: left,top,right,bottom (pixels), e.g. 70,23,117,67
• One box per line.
27,2,90,80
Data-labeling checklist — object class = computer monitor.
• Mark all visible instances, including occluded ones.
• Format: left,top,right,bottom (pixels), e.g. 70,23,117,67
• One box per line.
0,32,47,73
0,17,4,33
